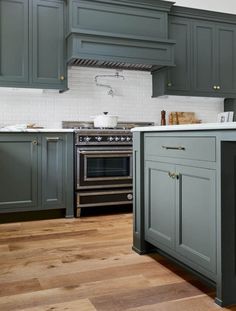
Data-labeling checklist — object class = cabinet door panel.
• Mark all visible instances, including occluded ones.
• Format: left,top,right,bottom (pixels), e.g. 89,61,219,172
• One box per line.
216,25,236,94
145,161,175,250
32,0,65,87
167,17,191,92
0,135,38,211
176,165,216,273
192,21,216,93
41,135,65,209
0,0,28,83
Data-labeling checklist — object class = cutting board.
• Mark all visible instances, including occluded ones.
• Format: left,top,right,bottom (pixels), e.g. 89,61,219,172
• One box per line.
168,112,201,125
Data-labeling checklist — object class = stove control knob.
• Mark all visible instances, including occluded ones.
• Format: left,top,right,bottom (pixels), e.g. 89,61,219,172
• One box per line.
126,137,131,142
96,136,102,142
115,136,120,142
108,136,114,142
121,137,125,142
84,136,91,142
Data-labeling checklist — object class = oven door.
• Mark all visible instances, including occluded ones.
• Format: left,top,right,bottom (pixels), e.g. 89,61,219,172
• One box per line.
77,147,133,189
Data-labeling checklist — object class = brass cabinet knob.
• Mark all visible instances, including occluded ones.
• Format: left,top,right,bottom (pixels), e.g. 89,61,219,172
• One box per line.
213,85,217,90
60,75,65,81
217,86,221,90
32,140,38,145
167,82,172,87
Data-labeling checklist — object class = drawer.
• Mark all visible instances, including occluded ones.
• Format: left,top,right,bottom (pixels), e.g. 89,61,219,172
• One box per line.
144,136,216,162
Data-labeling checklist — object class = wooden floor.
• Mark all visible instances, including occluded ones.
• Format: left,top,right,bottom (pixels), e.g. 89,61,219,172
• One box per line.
0,213,235,311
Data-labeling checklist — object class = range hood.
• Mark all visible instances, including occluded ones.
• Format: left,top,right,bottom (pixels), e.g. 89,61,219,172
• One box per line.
66,0,176,71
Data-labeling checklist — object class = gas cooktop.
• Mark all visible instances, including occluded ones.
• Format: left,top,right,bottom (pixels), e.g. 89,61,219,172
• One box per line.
62,121,154,131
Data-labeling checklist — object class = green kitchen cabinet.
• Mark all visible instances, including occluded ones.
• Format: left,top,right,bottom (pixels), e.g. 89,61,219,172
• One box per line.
144,159,216,276
0,0,29,85
0,135,38,211
145,161,175,250
31,0,66,88
0,133,74,217
0,0,66,90
175,165,216,274
153,8,236,98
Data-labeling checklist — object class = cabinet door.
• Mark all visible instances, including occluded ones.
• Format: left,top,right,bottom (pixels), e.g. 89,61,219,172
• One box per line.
41,134,65,209
175,165,216,274
31,0,65,88
145,161,175,250
167,17,191,92
192,21,216,93
0,0,29,84
216,24,236,94
0,135,38,212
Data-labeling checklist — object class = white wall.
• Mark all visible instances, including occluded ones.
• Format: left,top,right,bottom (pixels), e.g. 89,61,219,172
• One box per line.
169,0,236,14
0,67,223,128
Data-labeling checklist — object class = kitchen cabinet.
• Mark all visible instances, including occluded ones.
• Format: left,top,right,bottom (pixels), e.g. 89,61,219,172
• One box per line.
0,0,29,84
0,135,38,211
153,8,236,98
144,159,216,276
133,128,236,307
0,0,66,90
0,133,74,217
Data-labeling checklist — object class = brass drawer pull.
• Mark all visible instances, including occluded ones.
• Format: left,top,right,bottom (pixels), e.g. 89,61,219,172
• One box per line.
46,137,61,141
162,145,185,151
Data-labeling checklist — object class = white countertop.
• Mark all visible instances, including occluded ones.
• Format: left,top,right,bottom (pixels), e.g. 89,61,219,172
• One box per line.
0,128,75,133
131,122,236,132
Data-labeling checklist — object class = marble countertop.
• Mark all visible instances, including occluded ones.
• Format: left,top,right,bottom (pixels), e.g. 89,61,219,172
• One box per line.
131,122,236,132
0,128,75,133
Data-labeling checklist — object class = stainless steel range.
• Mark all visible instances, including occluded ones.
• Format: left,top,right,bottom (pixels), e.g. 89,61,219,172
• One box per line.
63,121,153,217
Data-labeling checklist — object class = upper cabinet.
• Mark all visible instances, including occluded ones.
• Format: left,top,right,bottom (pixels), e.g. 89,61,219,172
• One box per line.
153,8,236,98
0,0,29,84
0,0,66,90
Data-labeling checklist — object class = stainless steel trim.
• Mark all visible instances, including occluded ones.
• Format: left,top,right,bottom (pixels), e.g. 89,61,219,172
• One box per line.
77,184,132,190
78,189,133,196
162,145,185,151
79,150,132,155
77,201,133,208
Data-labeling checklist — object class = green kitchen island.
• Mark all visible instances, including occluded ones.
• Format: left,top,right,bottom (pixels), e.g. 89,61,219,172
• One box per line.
132,122,236,307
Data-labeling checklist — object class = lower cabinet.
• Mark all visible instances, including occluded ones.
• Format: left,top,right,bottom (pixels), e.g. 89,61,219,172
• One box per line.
145,160,216,276
0,133,74,217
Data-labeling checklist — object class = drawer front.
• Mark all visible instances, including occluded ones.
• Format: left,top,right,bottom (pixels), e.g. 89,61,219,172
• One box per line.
145,136,216,162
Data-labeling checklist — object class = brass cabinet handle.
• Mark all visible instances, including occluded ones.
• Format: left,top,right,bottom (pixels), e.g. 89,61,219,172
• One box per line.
168,172,179,180
162,145,185,151
46,137,61,141
32,140,38,145
60,75,65,81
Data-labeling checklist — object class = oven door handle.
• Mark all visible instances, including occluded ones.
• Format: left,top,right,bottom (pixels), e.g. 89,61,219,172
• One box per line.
78,150,132,155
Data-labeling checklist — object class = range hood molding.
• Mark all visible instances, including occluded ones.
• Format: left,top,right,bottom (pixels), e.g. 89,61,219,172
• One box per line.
66,0,176,71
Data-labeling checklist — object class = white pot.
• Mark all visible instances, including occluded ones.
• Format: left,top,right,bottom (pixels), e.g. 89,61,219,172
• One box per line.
92,112,118,128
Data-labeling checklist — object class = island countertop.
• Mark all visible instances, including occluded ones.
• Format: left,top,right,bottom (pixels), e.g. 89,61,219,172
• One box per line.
131,122,236,132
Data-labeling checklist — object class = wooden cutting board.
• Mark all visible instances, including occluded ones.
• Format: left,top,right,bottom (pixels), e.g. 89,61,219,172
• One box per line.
168,112,201,125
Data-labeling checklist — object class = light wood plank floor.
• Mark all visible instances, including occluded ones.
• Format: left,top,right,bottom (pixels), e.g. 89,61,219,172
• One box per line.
0,213,235,311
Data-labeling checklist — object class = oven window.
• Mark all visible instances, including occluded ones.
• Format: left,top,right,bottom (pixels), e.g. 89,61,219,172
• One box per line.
86,156,130,178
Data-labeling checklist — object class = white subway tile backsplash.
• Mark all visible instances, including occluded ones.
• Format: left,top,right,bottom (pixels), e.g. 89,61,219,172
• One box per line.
0,67,224,128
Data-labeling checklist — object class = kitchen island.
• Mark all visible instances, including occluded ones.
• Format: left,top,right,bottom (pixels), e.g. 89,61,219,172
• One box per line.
132,123,236,307
0,130,74,218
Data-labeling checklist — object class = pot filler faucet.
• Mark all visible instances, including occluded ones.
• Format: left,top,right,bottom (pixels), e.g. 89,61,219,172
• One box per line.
94,71,125,97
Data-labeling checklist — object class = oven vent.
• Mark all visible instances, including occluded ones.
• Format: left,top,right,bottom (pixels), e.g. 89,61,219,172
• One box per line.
69,58,153,71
